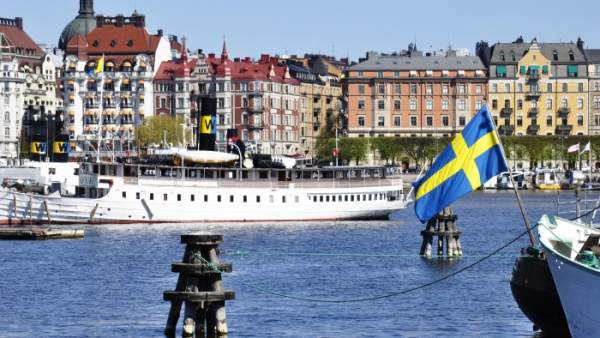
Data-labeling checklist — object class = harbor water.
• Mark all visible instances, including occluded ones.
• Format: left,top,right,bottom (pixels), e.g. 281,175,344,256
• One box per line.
0,191,564,337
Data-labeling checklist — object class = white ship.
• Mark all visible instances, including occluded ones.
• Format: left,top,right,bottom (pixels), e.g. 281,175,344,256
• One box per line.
0,161,408,224
538,215,600,338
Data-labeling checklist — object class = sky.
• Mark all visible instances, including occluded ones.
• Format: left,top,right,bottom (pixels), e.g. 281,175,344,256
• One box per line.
3,0,600,61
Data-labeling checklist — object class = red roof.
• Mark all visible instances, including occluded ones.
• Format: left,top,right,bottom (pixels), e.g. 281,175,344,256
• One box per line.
0,20,43,57
154,58,198,81
206,55,299,84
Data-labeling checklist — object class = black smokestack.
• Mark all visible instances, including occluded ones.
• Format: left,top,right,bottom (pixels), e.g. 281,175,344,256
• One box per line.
198,97,217,151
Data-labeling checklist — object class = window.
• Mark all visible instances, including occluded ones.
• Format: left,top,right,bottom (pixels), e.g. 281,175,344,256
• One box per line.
282,196,287,203
163,194,168,201
358,71,364,77
577,99,584,109
504,83,510,92
546,98,553,109
426,116,433,127
475,85,482,94
458,99,466,110
393,116,401,127
204,195,208,202
442,84,449,94
394,84,401,94
358,116,365,127
492,83,498,92
442,100,449,110
177,194,181,201
578,115,584,126
546,116,553,126
409,100,417,110
578,83,584,93
426,100,433,110
150,193,154,200
595,114,600,126
476,100,482,110
442,116,449,127
517,116,523,127
256,195,261,203
410,84,417,95
517,99,523,110
377,116,385,127
377,71,384,78
426,84,433,94
562,83,568,92
3,111,9,122
122,191,126,199
358,100,365,109
458,84,466,94
229,195,234,203
410,116,417,126
459,116,466,126
358,85,365,94
394,100,401,110
562,98,568,108
136,192,140,200
217,195,222,202
547,83,553,93
191,194,195,202
377,100,384,110
517,83,523,93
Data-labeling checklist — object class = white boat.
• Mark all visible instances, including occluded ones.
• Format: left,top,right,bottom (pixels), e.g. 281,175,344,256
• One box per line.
150,148,239,164
534,168,562,190
0,162,409,224
538,215,600,338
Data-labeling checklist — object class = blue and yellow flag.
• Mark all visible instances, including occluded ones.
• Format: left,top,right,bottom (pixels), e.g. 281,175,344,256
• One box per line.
95,56,104,74
413,106,508,223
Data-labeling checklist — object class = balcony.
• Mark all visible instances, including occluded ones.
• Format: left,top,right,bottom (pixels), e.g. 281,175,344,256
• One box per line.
558,107,570,118
527,108,538,118
500,107,513,118
313,119,322,127
247,107,263,114
526,124,539,135
555,124,573,135
526,90,541,98
498,125,514,136
528,72,540,81
243,121,264,130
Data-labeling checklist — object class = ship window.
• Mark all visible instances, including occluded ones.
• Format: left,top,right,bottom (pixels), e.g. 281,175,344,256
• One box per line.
150,193,154,200
243,195,247,203
136,192,140,200
204,195,208,202
230,195,234,203
351,195,355,202
313,196,317,202
369,194,372,201
282,196,286,203
164,194,168,201
326,196,330,202
319,196,323,202
295,196,299,203
177,194,181,201
363,194,367,201
257,196,261,203
217,195,221,202
190,194,195,202
269,195,274,203
345,195,348,202
122,191,126,199
332,196,336,202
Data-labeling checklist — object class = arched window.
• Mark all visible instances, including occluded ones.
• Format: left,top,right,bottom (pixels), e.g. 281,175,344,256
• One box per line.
4,111,9,122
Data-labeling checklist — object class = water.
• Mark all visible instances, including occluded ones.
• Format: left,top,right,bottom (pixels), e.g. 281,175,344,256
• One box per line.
0,191,565,337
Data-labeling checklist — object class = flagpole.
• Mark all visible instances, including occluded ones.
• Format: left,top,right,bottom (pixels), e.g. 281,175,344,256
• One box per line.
488,106,536,247
97,59,104,163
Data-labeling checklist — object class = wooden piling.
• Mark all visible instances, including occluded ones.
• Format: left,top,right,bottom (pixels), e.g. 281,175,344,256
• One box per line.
164,233,235,338
419,207,462,258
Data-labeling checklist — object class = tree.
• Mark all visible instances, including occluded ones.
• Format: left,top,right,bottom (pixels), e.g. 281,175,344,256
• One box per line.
370,137,402,164
136,115,191,149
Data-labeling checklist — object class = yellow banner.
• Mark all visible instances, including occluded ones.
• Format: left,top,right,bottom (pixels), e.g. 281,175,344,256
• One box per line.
53,141,69,154
30,142,47,154
200,115,215,134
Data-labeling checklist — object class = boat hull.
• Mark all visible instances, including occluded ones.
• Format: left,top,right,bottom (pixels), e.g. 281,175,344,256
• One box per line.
542,245,600,338
510,251,570,336
0,182,408,224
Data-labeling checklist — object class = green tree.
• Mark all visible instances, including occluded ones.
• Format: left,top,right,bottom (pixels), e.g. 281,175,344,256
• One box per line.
136,115,191,149
370,137,402,164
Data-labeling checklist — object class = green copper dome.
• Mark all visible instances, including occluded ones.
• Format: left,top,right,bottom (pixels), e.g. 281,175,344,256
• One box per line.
58,0,96,50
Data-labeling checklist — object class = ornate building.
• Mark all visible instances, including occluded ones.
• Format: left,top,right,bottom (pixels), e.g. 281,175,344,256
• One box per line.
0,17,63,161
481,38,588,136
193,44,301,154
346,45,487,138
61,11,171,147
586,49,600,135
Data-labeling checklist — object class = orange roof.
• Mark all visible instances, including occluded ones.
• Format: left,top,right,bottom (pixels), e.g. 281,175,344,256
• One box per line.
155,58,198,81
0,20,43,56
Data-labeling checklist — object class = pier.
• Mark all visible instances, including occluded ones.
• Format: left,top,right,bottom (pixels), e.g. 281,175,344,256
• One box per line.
0,227,84,240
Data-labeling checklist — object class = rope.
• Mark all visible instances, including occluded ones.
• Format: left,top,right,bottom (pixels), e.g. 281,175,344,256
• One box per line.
222,249,515,259
194,203,600,303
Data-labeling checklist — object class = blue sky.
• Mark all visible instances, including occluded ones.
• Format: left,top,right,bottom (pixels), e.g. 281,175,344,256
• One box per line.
4,0,600,60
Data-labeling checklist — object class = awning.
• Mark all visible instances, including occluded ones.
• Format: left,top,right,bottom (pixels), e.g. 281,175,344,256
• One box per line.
67,80,75,85
139,94,145,99
123,61,132,67
139,79,144,85
567,65,578,76
519,65,526,75
68,111,75,116
105,78,113,84
88,78,95,83
139,62,146,68
68,126,75,132
496,65,507,76
542,65,549,74
122,78,130,85
105,61,115,68
139,109,145,115
68,94,75,100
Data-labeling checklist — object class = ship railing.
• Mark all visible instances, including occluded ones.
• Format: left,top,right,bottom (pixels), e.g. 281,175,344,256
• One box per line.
556,187,600,225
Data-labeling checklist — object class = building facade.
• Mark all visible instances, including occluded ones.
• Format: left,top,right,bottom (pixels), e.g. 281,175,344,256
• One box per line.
586,49,600,135
482,39,588,136
61,11,171,147
197,45,301,155
346,46,487,138
0,17,63,161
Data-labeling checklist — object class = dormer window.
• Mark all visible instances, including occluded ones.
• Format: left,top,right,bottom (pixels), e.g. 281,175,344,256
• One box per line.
500,51,505,61
569,51,575,61
553,51,559,61
511,52,516,61
110,40,117,47
127,40,133,47
92,40,99,47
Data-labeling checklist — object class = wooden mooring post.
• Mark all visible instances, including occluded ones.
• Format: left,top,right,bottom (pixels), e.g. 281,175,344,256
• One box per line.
419,207,462,258
164,234,235,338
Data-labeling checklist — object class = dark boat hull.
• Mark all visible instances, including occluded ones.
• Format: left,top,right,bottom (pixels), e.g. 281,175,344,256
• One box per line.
510,250,570,337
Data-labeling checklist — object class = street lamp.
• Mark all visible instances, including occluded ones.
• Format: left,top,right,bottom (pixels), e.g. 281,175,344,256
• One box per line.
228,140,243,180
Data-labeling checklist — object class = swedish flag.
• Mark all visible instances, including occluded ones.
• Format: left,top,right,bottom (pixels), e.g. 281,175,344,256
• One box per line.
413,106,508,223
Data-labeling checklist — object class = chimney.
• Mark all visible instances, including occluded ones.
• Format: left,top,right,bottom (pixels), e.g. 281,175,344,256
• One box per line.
96,15,104,27
260,54,270,64
14,17,23,30
157,29,164,37
244,57,251,63
234,57,240,62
